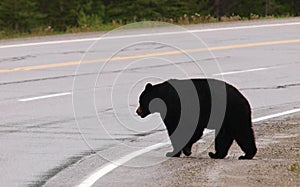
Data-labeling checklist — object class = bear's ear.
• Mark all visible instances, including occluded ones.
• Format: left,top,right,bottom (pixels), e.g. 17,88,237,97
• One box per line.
145,83,153,90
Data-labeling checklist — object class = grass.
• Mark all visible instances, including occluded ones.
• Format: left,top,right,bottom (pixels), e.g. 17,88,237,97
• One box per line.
0,14,295,40
288,163,300,174
0,24,120,40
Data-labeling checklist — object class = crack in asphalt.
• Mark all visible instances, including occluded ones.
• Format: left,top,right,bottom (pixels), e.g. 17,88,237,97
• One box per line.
0,55,36,63
0,75,76,86
241,83,300,90
29,148,107,187
0,118,75,136
62,51,86,55
119,43,169,52
112,129,166,138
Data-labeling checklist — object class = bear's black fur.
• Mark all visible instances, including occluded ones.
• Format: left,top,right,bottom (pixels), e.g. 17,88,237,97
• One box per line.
136,79,257,159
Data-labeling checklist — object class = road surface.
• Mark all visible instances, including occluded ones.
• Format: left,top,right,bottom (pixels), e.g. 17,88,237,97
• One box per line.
0,18,300,186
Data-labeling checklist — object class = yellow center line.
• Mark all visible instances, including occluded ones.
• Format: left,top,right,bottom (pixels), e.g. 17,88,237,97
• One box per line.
1,39,300,74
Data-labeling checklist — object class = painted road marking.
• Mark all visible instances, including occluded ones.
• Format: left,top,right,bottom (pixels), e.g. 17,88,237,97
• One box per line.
1,22,300,49
213,67,269,76
253,108,300,123
77,142,169,187
18,92,71,102
77,108,300,187
1,38,300,74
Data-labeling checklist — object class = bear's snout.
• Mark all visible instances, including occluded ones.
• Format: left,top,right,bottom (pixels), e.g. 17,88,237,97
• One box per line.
136,106,147,118
136,106,145,118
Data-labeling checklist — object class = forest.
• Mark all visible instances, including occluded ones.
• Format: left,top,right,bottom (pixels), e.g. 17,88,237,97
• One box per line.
0,0,299,36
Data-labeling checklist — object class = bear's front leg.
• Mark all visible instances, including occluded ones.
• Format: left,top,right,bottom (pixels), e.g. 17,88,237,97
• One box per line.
166,150,181,157
166,140,183,157
208,152,225,159
163,119,183,157
209,127,234,159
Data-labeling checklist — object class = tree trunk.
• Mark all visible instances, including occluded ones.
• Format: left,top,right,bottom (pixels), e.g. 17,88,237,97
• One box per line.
215,0,220,20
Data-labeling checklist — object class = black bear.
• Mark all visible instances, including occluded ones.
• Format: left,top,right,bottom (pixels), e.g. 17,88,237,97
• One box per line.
136,79,257,159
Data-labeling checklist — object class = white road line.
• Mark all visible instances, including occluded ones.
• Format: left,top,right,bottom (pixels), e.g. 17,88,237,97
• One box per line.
77,142,169,187
213,67,269,76
1,22,300,49
253,108,300,123
76,108,300,187
18,92,71,102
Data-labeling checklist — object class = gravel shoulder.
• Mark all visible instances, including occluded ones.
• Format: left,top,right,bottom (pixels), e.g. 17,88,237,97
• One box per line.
44,114,300,187
151,115,300,187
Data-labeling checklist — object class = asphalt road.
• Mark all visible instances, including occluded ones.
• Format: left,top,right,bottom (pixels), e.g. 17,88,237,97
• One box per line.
1,18,300,187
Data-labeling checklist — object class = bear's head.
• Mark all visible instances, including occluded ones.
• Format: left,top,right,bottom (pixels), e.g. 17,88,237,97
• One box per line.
136,83,154,118
137,82,168,119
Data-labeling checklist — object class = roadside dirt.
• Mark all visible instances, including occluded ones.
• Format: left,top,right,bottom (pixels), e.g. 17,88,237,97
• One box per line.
43,114,300,187
152,115,300,187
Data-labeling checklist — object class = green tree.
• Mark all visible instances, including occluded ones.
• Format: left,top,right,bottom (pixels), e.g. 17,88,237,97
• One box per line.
77,0,105,29
105,0,164,23
295,0,300,15
0,0,299,35
161,0,189,19
40,0,80,31
0,0,44,32
235,0,265,17
268,0,295,16
191,0,214,15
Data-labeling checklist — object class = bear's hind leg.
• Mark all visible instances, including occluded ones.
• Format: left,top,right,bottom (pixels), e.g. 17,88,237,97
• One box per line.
182,145,192,156
209,128,234,159
182,130,203,156
234,127,257,160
